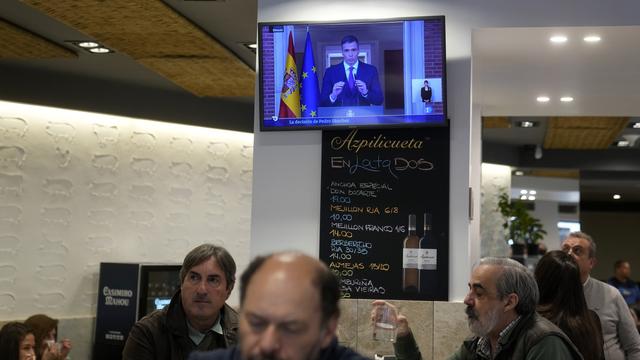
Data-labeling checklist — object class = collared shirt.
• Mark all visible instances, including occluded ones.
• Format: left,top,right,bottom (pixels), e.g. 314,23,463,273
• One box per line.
475,315,522,359
343,60,359,79
187,313,223,346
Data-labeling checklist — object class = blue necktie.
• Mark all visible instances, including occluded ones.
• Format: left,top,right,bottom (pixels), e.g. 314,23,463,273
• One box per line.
348,66,355,91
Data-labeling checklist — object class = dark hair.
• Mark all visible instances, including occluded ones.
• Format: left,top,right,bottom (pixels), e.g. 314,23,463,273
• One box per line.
535,250,603,360
0,322,32,360
614,259,628,270
24,314,57,358
568,231,597,258
478,257,539,315
180,244,236,290
240,253,341,324
341,35,359,47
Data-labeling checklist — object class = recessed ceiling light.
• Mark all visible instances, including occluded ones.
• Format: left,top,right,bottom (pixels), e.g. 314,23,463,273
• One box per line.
514,170,524,176
550,35,568,43
583,35,601,43
520,195,527,200
616,140,630,147
528,196,536,201
77,41,99,48
529,190,537,195
521,121,534,128
537,96,550,103
632,122,640,129
613,194,621,200
89,47,112,54
520,189,528,195
560,96,574,102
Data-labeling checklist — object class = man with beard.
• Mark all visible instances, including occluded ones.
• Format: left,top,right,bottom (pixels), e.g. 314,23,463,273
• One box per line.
123,244,239,360
189,252,368,360
381,257,581,360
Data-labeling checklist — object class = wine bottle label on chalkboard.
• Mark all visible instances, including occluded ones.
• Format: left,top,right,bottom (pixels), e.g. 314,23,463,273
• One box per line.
419,249,437,270
402,249,419,269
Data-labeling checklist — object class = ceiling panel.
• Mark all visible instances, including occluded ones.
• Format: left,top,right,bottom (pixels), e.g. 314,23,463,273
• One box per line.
543,116,628,149
0,18,76,59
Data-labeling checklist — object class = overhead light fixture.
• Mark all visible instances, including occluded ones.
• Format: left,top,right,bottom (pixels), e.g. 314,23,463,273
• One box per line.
88,47,112,54
520,195,527,200
521,121,534,128
77,41,99,48
68,40,114,54
529,190,537,195
560,96,574,102
616,140,630,147
632,122,640,129
583,35,601,43
537,96,550,103
514,170,524,176
550,35,568,43
520,189,528,195
528,196,536,201
613,194,621,200
241,42,257,53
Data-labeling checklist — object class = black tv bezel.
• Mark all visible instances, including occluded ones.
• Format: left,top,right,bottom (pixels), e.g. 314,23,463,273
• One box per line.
257,16,448,132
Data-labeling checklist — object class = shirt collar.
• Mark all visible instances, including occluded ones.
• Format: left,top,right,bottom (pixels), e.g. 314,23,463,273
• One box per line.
186,312,223,345
476,315,522,359
343,60,359,72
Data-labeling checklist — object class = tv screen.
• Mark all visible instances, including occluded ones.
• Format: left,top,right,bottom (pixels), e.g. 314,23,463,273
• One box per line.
258,16,446,131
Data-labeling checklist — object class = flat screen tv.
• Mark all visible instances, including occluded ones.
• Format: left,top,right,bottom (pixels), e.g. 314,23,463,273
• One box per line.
258,16,446,131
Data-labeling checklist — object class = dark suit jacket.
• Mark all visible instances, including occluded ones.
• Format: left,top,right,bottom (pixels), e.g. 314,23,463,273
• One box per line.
421,86,432,102
320,61,383,106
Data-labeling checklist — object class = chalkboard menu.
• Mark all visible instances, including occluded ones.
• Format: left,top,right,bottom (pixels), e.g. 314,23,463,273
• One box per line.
320,128,449,301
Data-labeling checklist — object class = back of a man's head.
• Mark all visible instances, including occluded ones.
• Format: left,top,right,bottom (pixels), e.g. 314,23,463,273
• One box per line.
478,257,539,315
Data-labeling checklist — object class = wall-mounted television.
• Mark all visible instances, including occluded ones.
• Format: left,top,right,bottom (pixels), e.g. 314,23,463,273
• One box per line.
258,16,446,131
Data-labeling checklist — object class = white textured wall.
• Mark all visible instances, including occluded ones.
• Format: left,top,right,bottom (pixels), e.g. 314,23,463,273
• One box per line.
480,163,511,258
0,100,253,321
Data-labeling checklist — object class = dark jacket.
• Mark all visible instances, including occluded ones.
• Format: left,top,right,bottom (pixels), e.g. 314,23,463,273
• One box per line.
122,291,239,360
395,312,583,360
320,61,383,107
188,338,369,360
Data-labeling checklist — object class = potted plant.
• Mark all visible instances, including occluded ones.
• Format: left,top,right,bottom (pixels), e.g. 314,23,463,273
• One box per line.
497,191,547,257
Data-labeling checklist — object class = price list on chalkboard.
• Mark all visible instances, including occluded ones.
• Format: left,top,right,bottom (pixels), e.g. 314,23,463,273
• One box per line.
320,128,449,301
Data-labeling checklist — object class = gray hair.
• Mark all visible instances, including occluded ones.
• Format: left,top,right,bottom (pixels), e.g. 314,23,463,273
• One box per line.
478,257,539,315
180,244,236,290
567,231,597,258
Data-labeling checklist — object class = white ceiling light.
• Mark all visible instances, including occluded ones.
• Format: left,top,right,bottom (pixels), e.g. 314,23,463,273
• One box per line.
520,195,527,200
560,96,574,102
583,35,601,43
520,189,528,195
77,41,99,48
529,190,537,195
89,47,112,54
633,122,640,129
613,194,621,200
514,170,524,176
528,195,536,201
536,96,550,103
616,140,630,147
550,35,568,43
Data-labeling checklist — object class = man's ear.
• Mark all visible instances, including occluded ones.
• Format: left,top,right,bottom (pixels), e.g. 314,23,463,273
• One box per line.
320,315,339,348
503,293,519,313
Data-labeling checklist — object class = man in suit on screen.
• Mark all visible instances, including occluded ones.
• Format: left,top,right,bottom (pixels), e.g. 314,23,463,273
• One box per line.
320,35,383,107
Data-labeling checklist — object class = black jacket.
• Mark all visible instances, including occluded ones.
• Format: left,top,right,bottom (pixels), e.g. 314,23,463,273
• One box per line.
122,290,239,360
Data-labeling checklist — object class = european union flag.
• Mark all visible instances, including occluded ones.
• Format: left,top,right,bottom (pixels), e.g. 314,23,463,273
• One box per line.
300,31,319,118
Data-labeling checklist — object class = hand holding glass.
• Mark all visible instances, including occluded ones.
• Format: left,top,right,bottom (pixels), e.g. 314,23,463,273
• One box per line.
372,302,397,342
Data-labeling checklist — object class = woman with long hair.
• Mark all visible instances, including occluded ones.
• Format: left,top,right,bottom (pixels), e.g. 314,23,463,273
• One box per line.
535,250,604,360
24,314,72,360
0,322,36,360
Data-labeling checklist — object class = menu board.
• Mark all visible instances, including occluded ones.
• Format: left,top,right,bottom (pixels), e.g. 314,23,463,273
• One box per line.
320,128,449,301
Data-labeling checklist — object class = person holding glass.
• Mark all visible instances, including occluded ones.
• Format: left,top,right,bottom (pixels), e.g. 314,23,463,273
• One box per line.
24,314,72,360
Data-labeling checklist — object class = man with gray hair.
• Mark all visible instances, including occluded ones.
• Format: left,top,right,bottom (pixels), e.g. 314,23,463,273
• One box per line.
388,257,581,359
123,244,239,360
562,232,640,359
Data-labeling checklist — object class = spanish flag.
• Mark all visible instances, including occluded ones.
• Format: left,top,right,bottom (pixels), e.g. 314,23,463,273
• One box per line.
278,32,301,118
